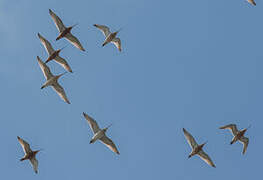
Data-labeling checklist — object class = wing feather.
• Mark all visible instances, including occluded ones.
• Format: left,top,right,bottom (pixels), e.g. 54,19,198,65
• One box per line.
37,56,53,80
111,38,121,52
52,83,70,104
198,150,216,168
83,113,100,134
247,0,256,5
17,136,32,154
29,157,38,174
100,136,120,155
219,124,238,136
183,128,198,149
94,24,111,37
38,33,55,55
65,33,85,51
54,56,73,73
239,136,249,154
49,9,66,33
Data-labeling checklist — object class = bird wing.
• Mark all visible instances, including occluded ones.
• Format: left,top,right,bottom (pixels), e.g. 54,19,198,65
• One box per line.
219,124,238,136
247,0,256,6
65,33,85,51
17,136,32,154
37,56,53,80
38,33,55,55
49,9,66,33
239,136,249,154
29,157,38,174
54,56,73,73
111,38,121,52
83,112,100,134
100,136,120,155
94,24,111,37
183,128,198,149
52,83,70,104
197,150,216,168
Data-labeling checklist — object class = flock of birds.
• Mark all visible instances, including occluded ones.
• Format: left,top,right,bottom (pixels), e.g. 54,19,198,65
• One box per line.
17,1,255,174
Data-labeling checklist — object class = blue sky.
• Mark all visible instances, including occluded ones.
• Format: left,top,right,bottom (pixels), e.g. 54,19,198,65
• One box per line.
0,0,262,179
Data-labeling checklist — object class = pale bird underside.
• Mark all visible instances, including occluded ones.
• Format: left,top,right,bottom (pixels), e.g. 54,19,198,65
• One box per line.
219,124,249,154
94,24,122,52
37,33,73,73
83,112,120,154
183,128,216,167
17,136,39,174
49,9,85,51
37,56,71,104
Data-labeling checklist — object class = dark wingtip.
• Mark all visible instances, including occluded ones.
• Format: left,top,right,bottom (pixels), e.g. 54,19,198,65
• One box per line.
49,9,52,13
17,136,20,140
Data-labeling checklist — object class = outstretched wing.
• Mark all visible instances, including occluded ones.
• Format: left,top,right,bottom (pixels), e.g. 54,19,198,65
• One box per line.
38,33,55,55
17,136,32,154
83,113,100,134
49,9,66,33
65,33,85,51
29,157,38,174
239,136,249,154
198,150,216,168
111,38,121,52
54,56,73,73
247,0,256,6
94,24,111,37
183,128,198,149
37,56,53,80
100,136,120,155
52,83,70,104
219,124,238,136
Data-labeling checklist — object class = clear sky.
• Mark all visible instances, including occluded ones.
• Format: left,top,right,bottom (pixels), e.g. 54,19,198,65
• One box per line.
0,0,262,179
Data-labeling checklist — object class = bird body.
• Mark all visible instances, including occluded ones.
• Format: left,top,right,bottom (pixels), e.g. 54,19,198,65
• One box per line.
83,112,120,154
94,24,122,52
38,33,72,72
37,56,71,104
183,128,216,167
49,9,85,51
219,124,249,154
90,130,106,144
17,136,40,174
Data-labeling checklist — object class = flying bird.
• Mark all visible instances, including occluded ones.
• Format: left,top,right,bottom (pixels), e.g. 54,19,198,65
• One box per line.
94,24,122,52
38,33,72,73
247,0,256,6
17,136,40,174
83,112,120,155
49,9,85,51
219,124,249,154
37,56,71,104
183,128,216,168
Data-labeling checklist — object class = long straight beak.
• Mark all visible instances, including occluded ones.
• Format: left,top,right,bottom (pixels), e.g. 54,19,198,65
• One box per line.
58,71,68,78
71,23,78,28
116,27,122,34
106,123,113,129
60,45,68,51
